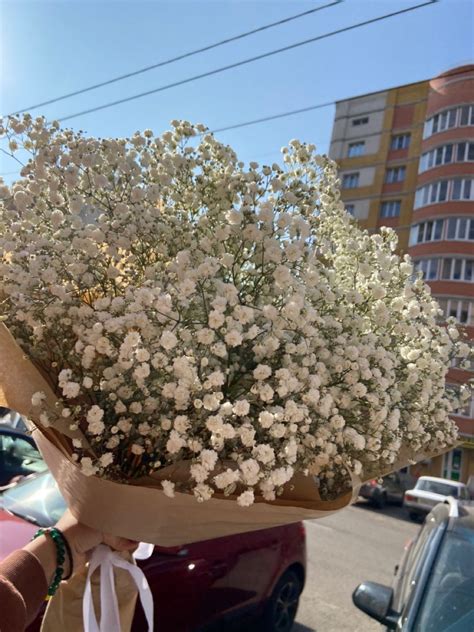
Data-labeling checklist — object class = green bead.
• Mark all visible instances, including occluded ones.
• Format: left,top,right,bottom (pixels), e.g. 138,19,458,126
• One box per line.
37,527,69,596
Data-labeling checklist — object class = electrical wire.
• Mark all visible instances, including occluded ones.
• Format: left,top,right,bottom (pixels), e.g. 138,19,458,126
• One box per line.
8,1,342,116
5,65,471,177
55,0,437,124
209,101,335,134
209,65,472,135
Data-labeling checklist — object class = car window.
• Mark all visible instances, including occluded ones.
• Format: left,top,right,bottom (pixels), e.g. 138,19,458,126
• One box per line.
396,514,440,617
2,471,66,526
0,433,47,481
416,480,460,497
413,527,474,632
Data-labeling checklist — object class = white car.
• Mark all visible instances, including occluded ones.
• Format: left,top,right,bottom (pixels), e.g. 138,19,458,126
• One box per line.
404,475,471,521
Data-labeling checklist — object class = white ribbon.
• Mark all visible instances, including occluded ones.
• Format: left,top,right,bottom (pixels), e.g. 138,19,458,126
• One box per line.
83,543,154,632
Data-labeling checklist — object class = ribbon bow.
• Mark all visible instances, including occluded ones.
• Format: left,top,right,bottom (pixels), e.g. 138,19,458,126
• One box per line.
83,543,154,632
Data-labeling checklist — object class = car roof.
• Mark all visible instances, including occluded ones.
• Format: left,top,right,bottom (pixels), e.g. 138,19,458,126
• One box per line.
430,500,474,530
417,476,466,487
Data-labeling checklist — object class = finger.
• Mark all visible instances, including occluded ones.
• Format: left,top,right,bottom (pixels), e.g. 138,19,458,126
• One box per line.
103,534,139,552
115,538,139,552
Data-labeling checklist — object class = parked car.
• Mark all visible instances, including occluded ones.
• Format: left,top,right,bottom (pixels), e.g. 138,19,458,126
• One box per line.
0,426,46,487
353,498,474,631
359,471,415,509
0,470,306,632
403,476,471,521
0,407,28,432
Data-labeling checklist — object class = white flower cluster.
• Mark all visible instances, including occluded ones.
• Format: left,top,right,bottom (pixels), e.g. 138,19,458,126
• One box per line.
0,116,470,505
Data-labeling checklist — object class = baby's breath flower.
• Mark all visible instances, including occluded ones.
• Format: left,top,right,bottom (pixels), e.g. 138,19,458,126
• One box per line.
31,391,46,407
237,490,255,507
161,480,175,498
0,117,463,506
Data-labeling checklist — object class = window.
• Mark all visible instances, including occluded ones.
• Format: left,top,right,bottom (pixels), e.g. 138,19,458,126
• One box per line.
2,471,66,527
414,258,440,280
342,172,359,188
460,105,470,126
380,200,401,218
352,117,369,126
436,298,474,326
0,433,46,486
347,141,365,157
446,217,474,240
409,219,444,245
423,105,474,138
385,166,406,183
414,178,474,208
451,355,474,371
410,218,474,244
452,178,472,200
416,479,463,496
439,258,474,282
448,385,474,418
432,108,457,134
397,514,440,617
345,204,355,216
454,141,474,163
419,144,456,172
460,104,474,126
391,134,411,150
469,143,474,161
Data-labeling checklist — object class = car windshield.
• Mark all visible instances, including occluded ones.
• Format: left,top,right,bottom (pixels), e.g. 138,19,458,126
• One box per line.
0,432,47,486
1,471,66,526
413,526,474,632
416,480,460,497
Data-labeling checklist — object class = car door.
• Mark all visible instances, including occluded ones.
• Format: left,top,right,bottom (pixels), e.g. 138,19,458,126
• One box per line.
384,473,402,502
392,513,445,628
191,527,282,625
132,545,217,632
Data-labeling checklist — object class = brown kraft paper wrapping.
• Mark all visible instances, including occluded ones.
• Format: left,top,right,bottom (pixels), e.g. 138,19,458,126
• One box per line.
33,429,353,547
1,321,458,546
0,323,87,446
33,429,456,547
41,552,138,632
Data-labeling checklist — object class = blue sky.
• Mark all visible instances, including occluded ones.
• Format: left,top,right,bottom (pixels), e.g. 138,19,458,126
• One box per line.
1,0,473,178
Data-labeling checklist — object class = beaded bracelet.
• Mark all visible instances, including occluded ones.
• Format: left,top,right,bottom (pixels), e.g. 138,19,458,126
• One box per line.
31,527,73,597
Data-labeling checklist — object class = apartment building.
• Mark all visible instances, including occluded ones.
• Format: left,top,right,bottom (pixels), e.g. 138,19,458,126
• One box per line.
329,65,474,485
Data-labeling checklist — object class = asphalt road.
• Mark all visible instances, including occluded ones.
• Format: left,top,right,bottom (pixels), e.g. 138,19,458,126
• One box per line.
294,500,420,632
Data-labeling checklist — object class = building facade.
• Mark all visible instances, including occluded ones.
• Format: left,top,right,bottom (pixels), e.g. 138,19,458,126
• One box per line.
329,65,474,485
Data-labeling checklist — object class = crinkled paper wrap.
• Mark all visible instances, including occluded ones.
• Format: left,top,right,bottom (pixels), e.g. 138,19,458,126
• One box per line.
0,323,85,445
41,552,137,632
0,321,458,546
0,321,460,632
34,429,353,546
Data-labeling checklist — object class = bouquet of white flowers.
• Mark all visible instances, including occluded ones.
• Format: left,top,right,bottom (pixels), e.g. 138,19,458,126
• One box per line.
2,114,471,631
0,115,469,528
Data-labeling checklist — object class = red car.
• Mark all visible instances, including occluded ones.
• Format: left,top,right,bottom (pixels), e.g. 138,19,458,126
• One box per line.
0,471,306,632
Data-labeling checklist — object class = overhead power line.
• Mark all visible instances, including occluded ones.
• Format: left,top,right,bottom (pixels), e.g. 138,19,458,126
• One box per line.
209,101,336,134
9,1,342,116
55,0,437,124
6,66,470,179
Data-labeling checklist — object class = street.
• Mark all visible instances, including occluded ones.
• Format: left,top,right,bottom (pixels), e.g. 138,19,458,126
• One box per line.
295,500,420,632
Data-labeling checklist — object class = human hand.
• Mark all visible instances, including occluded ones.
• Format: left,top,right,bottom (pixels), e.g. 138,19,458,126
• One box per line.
56,509,138,577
